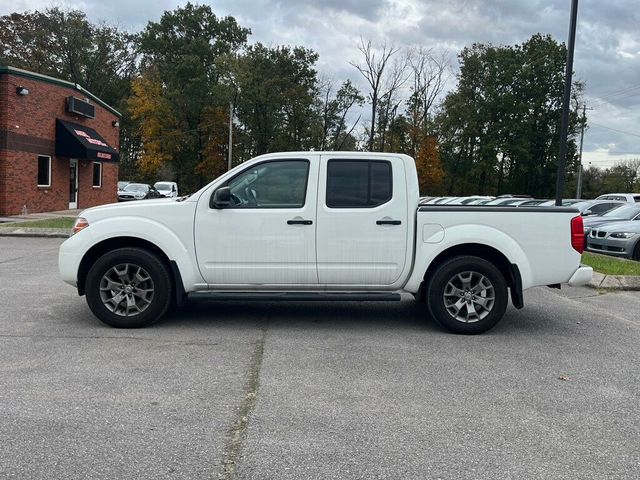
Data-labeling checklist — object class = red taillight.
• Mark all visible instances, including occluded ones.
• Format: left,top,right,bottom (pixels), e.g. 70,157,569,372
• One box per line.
571,215,584,254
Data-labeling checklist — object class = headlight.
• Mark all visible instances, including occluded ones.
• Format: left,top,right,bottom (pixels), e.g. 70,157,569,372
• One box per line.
72,217,89,235
610,232,634,239
583,226,591,233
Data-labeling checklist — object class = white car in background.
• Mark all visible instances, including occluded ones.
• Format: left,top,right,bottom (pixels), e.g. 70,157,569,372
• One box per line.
596,193,640,203
154,181,179,198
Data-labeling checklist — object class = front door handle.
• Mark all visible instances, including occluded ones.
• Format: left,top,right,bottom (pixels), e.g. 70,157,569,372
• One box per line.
287,219,313,225
376,219,401,225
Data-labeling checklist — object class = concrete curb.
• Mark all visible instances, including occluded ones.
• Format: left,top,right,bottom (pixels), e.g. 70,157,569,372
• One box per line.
588,271,640,290
0,228,70,238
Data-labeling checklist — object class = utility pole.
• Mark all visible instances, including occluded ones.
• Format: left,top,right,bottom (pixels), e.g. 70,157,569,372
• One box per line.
227,101,233,171
555,0,579,206
575,104,593,199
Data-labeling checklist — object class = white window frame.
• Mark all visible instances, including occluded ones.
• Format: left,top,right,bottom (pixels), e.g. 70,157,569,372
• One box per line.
37,155,51,187
92,162,102,188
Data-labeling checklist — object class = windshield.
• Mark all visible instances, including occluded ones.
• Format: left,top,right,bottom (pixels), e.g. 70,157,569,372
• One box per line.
603,205,640,218
155,184,172,191
123,183,147,192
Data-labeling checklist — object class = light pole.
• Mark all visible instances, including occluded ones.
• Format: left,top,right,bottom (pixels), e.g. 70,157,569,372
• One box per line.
555,0,579,206
227,101,233,171
575,104,592,199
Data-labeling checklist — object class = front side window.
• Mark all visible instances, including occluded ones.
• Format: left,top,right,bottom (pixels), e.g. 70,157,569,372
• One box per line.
326,160,392,208
37,155,51,187
227,160,309,208
92,162,102,187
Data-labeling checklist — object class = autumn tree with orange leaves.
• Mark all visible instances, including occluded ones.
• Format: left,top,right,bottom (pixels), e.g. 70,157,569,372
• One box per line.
129,3,249,191
415,134,444,195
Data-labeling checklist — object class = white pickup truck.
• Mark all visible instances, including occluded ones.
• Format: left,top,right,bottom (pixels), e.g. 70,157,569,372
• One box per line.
59,152,592,334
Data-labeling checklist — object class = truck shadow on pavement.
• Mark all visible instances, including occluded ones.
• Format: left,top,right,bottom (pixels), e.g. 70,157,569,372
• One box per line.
56,292,562,336
156,298,536,335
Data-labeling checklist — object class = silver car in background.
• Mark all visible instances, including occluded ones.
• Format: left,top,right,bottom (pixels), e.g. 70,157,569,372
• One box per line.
586,220,640,260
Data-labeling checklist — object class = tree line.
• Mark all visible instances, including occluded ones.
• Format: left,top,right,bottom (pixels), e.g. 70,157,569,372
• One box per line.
2,3,626,198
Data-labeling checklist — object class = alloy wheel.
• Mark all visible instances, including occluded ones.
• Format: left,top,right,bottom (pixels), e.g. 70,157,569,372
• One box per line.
99,263,155,317
443,271,495,323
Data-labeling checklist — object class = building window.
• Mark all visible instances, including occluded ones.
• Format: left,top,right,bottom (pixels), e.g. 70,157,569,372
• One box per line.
92,162,102,188
37,155,51,187
326,160,393,208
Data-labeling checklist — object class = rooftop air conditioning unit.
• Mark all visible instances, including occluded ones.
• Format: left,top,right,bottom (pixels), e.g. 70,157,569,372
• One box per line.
67,96,95,118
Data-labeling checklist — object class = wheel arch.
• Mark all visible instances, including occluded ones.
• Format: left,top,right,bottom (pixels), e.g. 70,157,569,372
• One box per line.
633,237,640,260
77,237,186,306
419,243,524,309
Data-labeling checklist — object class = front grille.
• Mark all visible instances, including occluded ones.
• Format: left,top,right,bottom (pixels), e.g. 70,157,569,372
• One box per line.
597,231,606,238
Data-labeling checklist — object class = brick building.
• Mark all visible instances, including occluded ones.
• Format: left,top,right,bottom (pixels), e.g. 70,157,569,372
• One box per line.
0,66,120,216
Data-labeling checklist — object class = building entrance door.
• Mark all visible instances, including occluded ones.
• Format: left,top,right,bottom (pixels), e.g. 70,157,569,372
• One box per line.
69,159,78,209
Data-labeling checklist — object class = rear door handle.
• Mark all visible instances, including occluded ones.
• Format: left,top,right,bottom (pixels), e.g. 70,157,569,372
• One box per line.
376,219,401,225
287,219,313,225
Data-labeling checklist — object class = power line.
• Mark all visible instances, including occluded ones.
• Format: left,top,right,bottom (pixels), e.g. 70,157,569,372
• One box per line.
588,90,640,108
589,123,640,139
587,82,640,100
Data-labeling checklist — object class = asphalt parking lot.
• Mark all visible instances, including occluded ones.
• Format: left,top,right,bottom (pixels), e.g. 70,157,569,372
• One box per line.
1,237,639,479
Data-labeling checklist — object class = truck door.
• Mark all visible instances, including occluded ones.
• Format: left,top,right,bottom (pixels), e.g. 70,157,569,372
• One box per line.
194,157,319,286
316,156,408,285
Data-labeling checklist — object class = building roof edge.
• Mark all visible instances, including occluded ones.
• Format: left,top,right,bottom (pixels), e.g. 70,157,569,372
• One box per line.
0,66,122,117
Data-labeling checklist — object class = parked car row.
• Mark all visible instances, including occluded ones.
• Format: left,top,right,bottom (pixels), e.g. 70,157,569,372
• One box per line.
419,195,626,214
117,181,179,202
419,193,640,261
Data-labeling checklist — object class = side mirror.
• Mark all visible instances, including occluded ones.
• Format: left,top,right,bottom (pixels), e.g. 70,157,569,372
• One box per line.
581,209,593,216
211,186,232,209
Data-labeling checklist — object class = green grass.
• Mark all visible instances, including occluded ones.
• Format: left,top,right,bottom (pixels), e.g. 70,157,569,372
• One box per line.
582,251,640,276
0,217,75,229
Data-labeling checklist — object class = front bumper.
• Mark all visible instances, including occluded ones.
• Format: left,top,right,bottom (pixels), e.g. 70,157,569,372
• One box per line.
586,235,637,258
568,266,593,286
58,233,88,287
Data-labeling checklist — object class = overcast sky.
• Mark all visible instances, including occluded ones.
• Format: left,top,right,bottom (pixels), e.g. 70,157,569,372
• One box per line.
4,0,640,167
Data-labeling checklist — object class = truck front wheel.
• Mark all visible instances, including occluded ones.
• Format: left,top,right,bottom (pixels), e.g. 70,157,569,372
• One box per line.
85,248,172,328
427,256,508,334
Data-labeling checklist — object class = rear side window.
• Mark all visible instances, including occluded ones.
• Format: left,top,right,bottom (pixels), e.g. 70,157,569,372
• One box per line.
589,203,614,215
326,160,392,208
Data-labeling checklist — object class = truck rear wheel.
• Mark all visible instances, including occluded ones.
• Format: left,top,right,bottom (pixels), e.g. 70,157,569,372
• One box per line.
85,247,172,328
427,255,508,334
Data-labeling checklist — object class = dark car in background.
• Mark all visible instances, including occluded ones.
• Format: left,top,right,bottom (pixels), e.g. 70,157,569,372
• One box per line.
118,183,164,202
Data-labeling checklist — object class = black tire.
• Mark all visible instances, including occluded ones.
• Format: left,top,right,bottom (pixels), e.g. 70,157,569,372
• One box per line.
426,255,508,334
633,240,640,261
85,247,172,328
